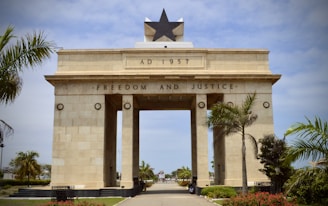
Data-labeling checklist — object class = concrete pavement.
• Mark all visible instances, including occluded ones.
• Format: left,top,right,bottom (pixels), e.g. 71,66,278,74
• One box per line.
117,182,217,206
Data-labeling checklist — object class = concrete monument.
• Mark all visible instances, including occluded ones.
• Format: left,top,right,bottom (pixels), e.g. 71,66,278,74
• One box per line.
46,9,280,196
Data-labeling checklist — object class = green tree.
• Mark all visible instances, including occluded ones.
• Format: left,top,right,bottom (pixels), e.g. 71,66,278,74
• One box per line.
177,166,191,180
283,117,328,204
0,25,55,104
284,167,328,205
208,93,258,195
10,151,41,185
284,116,328,165
0,26,55,170
139,160,155,180
258,134,293,193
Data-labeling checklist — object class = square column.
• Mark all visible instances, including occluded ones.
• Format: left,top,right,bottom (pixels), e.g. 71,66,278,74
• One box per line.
121,95,134,189
195,94,210,188
133,108,140,181
191,107,197,178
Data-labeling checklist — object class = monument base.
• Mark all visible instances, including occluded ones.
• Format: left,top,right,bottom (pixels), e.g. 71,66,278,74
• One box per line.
9,186,144,198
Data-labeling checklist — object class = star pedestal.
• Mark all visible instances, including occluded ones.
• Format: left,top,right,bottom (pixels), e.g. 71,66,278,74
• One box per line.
135,41,193,48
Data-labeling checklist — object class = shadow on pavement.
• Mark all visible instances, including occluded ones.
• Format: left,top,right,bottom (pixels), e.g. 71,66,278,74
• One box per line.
141,189,189,195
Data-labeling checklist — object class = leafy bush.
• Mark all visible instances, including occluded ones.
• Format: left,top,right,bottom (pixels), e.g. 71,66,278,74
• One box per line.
222,192,297,206
201,186,237,198
2,185,11,189
284,167,328,205
0,179,50,186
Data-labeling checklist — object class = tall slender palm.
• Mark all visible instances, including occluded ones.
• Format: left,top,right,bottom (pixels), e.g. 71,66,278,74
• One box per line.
0,25,55,104
284,116,328,166
10,151,41,185
208,93,258,195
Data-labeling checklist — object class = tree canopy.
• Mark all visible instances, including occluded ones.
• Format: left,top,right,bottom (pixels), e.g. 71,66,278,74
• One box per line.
10,151,41,183
258,134,293,193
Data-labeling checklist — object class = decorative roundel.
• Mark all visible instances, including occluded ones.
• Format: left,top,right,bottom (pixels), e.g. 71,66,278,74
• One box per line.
227,102,234,107
263,101,270,108
94,103,102,110
198,101,206,108
124,102,131,110
56,103,64,111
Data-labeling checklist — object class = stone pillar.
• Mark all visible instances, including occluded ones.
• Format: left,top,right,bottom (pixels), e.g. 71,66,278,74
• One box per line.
104,95,118,187
51,94,105,188
121,95,134,189
213,126,225,185
191,105,197,178
195,94,210,188
133,108,140,182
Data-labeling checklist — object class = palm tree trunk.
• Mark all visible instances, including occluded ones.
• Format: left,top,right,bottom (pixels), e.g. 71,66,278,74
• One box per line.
242,126,248,195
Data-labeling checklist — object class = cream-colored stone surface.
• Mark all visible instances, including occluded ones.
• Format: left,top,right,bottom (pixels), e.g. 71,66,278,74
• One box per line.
52,49,275,76
51,95,105,188
121,95,134,189
47,48,280,189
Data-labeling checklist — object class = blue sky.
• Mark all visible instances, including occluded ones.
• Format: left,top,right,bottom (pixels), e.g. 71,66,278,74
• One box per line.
0,0,327,175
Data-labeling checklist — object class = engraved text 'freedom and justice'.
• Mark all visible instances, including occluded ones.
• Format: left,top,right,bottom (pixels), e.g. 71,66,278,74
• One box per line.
96,83,234,91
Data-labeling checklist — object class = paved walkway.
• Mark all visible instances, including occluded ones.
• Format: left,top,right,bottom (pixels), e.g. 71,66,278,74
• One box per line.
117,183,216,206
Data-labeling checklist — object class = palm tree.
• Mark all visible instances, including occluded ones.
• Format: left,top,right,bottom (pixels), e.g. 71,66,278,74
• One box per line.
177,166,191,181
207,92,258,195
139,160,155,180
0,26,54,167
10,151,41,186
0,25,55,104
284,116,327,166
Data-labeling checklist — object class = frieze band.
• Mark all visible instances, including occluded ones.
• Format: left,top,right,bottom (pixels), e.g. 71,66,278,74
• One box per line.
96,83,234,91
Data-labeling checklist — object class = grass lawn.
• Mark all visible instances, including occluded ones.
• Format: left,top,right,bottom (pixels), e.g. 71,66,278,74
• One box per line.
0,198,125,206
213,199,224,205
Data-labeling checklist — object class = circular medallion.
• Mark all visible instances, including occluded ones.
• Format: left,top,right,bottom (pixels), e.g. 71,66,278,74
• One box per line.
227,102,234,107
124,102,131,110
198,101,206,108
56,103,64,111
94,103,102,110
263,101,270,108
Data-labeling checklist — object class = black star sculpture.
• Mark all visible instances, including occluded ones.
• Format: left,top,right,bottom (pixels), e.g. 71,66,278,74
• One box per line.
146,9,182,41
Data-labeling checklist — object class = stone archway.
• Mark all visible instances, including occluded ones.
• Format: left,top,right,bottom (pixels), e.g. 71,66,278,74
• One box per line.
46,10,280,197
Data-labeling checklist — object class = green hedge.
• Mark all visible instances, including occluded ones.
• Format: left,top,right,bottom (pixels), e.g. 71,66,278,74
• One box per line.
201,186,237,198
0,179,50,186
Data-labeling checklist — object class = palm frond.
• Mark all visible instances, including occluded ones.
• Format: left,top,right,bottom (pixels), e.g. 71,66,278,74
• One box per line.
284,116,328,142
287,139,326,162
0,71,22,104
284,117,328,164
0,26,55,104
247,133,259,159
242,92,256,115
0,30,55,73
0,25,15,51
